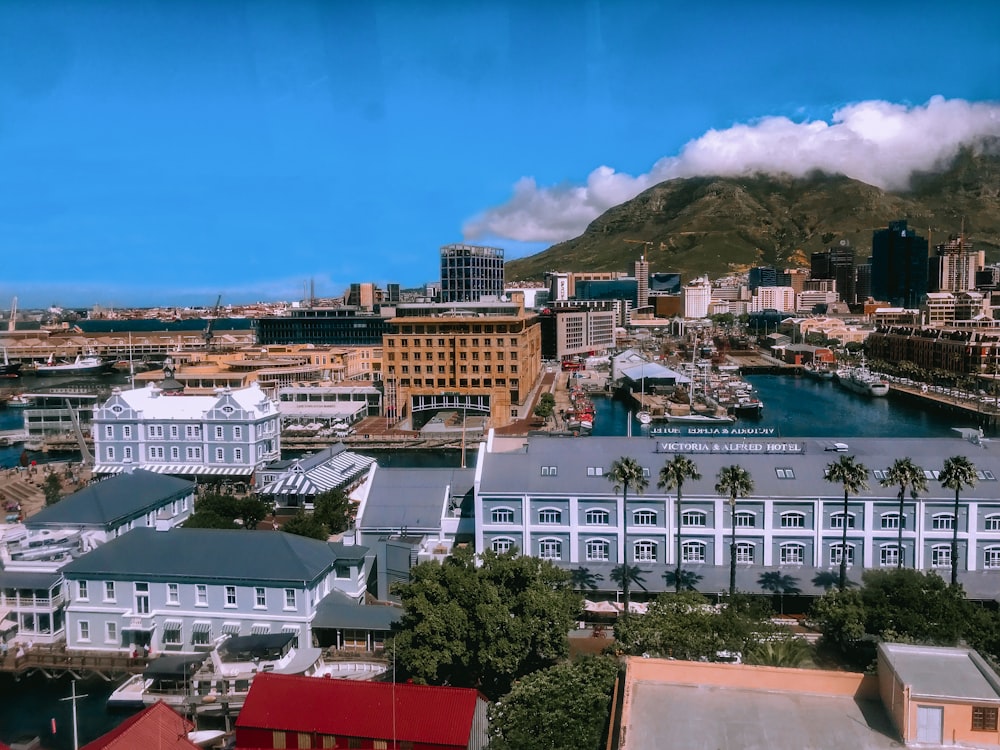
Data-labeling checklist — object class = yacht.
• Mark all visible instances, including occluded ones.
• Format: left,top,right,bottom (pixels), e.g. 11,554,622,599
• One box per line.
835,359,889,397
35,351,112,377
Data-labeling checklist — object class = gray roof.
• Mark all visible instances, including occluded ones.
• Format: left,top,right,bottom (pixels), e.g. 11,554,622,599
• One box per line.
312,589,402,630
880,643,1000,701
618,361,689,384
27,470,194,529
327,540,369,562
359,467,474,532
0,569,61,591
479,434,1000,503
61,527,339,586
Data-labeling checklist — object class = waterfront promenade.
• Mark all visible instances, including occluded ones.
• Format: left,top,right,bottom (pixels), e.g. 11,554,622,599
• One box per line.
0,641,148,680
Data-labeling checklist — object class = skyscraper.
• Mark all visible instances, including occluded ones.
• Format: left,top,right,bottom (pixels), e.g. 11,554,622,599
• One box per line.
929,235,982,293
634,256,649,308
871,221,928,307
440,244,505,303
811,241,856,304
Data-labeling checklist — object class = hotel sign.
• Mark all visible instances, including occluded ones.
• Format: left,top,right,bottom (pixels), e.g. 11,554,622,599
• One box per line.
655,441,804,455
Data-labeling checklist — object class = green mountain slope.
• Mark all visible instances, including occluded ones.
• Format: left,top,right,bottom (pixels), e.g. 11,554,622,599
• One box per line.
504,147,1000,282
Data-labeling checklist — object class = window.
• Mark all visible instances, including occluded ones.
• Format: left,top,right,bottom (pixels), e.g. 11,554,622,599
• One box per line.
192,623,212,646
170,446,180,460
682,541,706,563
491,507,515,524
872,469,885,481
215,426,224,439
781,512,805,529
830,544,855,565
931,545,952,568
234,448,243,462
633,509,656,526
166,583,179,605
538,538,562,560
735,542,755,564
78,621,90,642
105,446,115,460
538,508,562,525
255,587,266,608
682,510,706,527
105,425,113,439
986,548,1000,569
134,582,149,615
186,447,202,460
284,588,297,610
104,581,116,602
586,509,610,525
734,511,755,528
881,513,903,530
233,426,242,440
586,466,604,477
162,623,182,645
122,425,132,439
933,513,955,531
634,540,657,562
586,539,610,561
880,545,900,567
105,621,117,644
540,465,557,476
225,586,237,607
780,543,804,564
170,425,179,439
214,447,224,462
196,584,208,606
77,581,89,601
775,467,795,479
973,706,999,732
491,537,515,554
986,515,1000,531
830,513,856,529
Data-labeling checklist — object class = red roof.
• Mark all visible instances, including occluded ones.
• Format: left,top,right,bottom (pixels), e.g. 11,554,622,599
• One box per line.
81,701,197,750
236,673,485,747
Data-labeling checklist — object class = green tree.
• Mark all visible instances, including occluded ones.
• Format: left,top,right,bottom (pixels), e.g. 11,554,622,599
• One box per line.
607,456,648,611
744,637,811,668
42,472,63,505
940,455,977,588
488,656,620,750
183,510,238,529
715,465,754,597
880,457,927,568
824,455,869,591
280,510,329,540
658,454,701,593
237,495,272,530
312,488,352,535
610,564,646,617
392,548,581,700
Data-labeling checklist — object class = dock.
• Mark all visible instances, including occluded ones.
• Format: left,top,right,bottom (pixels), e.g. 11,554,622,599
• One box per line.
0,644,148,681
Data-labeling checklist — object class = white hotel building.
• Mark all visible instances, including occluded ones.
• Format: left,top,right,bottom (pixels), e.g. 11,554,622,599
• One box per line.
92,383,280,479
474,432,1000,597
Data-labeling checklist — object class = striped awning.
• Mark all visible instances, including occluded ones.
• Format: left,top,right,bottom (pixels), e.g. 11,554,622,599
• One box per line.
191,621,212,633
162,620,182,632
259,452,375,496
250,623,271,635
221,622,241,635
94,464,255,477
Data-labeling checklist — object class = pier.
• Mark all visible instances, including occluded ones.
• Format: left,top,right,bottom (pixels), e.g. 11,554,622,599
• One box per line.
0,644,148,681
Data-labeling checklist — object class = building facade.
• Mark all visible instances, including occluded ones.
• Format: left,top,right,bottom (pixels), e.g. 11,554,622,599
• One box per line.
440,243,505,303
872,221,929,308
255,307,391,347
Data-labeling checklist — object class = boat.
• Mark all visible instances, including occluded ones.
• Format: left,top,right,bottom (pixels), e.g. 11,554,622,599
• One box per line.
729,396,764,419
636,411,652,425
35,351,112,376
664,412,736,425
0,348,21,378
6,394,32,408
835,358,889,397
803,362,835,380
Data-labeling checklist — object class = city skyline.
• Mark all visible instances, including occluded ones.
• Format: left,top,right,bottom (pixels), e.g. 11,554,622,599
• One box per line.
2,1,1000,309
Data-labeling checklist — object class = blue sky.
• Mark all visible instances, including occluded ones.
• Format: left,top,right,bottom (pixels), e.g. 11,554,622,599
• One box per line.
2,1,999,309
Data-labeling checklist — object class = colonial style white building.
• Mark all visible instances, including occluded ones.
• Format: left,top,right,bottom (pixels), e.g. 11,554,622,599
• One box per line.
92,383,280,479
474,432,1000,598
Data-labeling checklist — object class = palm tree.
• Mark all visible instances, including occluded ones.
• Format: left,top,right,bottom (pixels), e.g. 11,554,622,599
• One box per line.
715,465,754,597
825,455,869,591
658,455,702,593
879,457,927,568
610,563,647,616
940,455,977,588
608,456,648,612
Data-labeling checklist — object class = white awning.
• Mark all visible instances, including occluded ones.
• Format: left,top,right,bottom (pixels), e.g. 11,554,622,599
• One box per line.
191,621,212,633
162,620,183,632
221,622,241,635
93,464,254,477
250,623,271,635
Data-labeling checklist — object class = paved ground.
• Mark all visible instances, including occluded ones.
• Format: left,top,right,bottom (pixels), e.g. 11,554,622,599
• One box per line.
0,460,92,520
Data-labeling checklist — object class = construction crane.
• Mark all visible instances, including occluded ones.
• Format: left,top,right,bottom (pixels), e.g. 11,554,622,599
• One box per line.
203,294,222,351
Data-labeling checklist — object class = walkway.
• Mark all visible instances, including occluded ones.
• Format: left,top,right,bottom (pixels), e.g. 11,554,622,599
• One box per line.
0,643,148,680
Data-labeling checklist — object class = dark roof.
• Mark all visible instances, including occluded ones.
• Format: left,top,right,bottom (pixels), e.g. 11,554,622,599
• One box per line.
61,528,338,586
219,633,295,660
359,467,474,531
143,654,208,680
0,569,62,591
75,318,252,333
327,541,369,562
312,590,402,631
27,470,194,529
237,673,484,746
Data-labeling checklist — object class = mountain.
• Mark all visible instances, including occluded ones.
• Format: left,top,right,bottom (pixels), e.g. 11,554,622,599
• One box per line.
503,146,1000,283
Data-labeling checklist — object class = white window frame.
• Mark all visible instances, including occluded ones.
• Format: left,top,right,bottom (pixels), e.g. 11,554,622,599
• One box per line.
104,581,116,602
932,513,955,531
634,540,657,562
122,425,132,439
682,510,707,527
77,581,89,601
538,508,562,525
779,543,804,564
215,426,224,440
734,511,756,528
491,507,515,524
215,447,225,463
166,583,179,605
881,513,903,530
931,544,952,568
830,512,856,530
233,426,242,440
284,588,297,610
585,509,610,525
538,538,562,561
780,512,805,529
105,621,117,644
225,585,237,607
78,620,90,642
985,515,1000,532
586,539,610,562
985,547,1000,569
633,509,656,526
829,543,855,566
681,541,706,563
735,541,755,564
491,537,515,554
195,584,208,606
234,448,243,462
255,587,266,608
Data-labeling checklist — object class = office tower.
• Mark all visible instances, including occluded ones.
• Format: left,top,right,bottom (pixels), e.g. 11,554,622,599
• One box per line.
872,221,928,307
634,256,649,308
748,266,790,292
811,241,856,304
930,235,982,292
440,244,505,303
545,271,571,302
855,263,872,303
684,276,713,318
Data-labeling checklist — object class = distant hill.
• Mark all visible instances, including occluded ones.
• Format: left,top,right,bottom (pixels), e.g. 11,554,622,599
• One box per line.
504,144,1000,283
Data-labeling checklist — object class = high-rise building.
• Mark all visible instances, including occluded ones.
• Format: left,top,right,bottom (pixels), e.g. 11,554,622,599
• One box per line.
748,266,790,291
634,256,650,308
929,235,982,293
683,276,713,319
440,244,505,303
811,241,856,304
872,221,928,307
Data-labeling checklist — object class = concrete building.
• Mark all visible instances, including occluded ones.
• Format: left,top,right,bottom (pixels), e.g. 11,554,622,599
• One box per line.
750,287,797,313
930,235,983,294
872,221,929,308
683,276,713,319
537,305,616,362
439,243,504,303
922,292,991,326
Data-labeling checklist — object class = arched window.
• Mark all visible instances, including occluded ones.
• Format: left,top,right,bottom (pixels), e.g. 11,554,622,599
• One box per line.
735,541,755,564
633,509,657,526
491,537,515,555
634,540,657,562
879,544,900,567
931,544,952,568
780,512,805,529
682,510,707,527
985,514,1000,532
586,539,610,562
681,541,706,563
829,543,855,566
734,511,756,529
491,507,515,524
538,538,562,561
538,508,562,525
830,512,856,530
984,547,1000,569
880,513,904,530
585,508,610,525
779,543,804,564
932,513,955,531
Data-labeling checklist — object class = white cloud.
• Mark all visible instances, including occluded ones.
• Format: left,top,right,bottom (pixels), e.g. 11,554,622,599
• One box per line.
463,96,1000,244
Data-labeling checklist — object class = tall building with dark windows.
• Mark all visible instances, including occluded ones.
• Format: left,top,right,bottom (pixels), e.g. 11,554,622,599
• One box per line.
872,221,928,307
440,244,505,303
748,266,790,292
810,240,857,304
